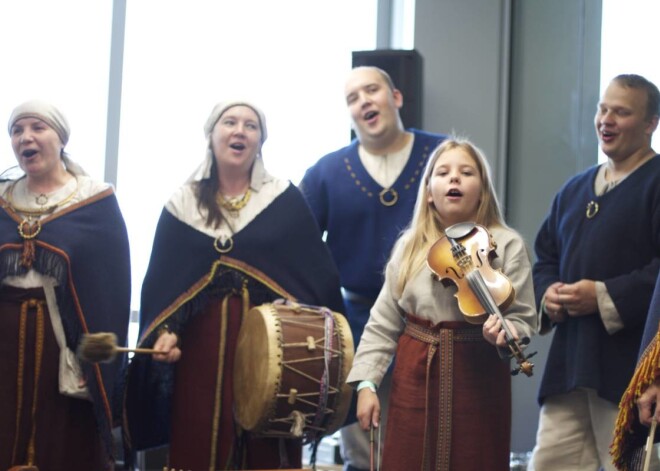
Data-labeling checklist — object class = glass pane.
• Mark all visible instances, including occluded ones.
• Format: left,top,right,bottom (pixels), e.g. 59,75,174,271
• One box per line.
0,0,112,178
117,0,378,309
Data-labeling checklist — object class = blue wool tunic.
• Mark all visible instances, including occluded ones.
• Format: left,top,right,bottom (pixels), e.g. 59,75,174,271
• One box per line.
534,156,660,405
300,129,445,302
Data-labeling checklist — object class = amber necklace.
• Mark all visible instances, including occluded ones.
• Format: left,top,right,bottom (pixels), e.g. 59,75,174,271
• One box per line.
3,176,79,241
216,188,252,218
4,176,79,219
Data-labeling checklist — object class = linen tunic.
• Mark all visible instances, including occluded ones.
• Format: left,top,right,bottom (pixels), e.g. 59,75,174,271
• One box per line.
347,224,537,387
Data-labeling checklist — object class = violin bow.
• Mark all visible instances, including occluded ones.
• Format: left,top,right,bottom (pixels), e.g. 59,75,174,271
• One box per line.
369,422,382,471
643,418,658,471
370,424,375,471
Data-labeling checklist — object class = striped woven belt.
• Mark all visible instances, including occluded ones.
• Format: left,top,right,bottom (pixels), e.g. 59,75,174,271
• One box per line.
404,320,483,344
403,318,483,471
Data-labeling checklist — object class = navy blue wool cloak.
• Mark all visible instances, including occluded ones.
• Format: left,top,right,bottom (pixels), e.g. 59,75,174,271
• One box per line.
0,188,131,459
123,184,344,452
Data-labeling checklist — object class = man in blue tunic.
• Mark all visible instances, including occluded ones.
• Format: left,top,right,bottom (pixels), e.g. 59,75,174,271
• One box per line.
530,74,660,471
300,66,445,471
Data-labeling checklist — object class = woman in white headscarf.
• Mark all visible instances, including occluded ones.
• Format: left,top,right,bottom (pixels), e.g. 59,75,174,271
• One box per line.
0,101,131,470
124,101,343,470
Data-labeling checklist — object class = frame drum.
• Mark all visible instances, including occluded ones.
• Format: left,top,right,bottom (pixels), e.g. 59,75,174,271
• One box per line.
234,300,354,441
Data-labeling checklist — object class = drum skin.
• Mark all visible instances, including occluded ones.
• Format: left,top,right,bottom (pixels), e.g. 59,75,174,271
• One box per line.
234,302,354,440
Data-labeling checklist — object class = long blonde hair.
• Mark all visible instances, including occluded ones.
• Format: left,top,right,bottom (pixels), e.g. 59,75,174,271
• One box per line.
393,137,506,295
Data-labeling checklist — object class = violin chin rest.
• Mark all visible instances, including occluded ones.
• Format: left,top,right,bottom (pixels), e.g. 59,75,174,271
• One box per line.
445,222,476,240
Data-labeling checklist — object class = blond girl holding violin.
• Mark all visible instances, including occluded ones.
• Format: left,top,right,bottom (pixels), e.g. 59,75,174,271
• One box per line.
345,137,538,471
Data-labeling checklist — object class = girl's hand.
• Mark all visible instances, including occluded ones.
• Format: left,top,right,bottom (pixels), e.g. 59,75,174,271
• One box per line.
356,388,381,431
152,331,182,363
483,314,519,347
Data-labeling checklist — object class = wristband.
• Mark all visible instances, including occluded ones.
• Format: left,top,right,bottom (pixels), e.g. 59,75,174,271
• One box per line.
357,380,377,393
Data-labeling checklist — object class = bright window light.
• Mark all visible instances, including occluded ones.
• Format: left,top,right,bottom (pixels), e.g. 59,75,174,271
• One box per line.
0,0,112,178
599,0,660,162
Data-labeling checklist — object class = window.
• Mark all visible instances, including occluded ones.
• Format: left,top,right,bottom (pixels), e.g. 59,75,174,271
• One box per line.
599,0,660,162
0,0,381,346
116,0,378,309
0,0,112,178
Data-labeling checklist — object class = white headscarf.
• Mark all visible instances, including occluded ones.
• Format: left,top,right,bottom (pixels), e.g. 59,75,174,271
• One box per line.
188,100,268,183
8,100,71,145
7,100,87,176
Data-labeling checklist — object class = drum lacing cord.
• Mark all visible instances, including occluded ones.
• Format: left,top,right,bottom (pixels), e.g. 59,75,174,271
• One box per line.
311,306,334,431
306,306,336,470
272,300,336,469
11,298,46,468
273,299,338,437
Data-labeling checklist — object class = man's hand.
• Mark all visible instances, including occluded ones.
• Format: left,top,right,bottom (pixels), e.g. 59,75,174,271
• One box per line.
557,279,598,317
544,282,568,323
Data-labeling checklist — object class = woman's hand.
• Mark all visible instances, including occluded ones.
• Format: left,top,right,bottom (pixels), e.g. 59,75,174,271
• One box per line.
152,331,182,363
356,387,381,431
637,379,660,426
483,314,519,348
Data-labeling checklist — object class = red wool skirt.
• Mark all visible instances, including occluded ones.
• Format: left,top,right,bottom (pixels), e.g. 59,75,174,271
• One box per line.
381,315,511,471
0,286,105,471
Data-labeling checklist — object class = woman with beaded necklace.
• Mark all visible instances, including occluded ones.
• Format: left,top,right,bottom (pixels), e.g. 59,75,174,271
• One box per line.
123,100,343,470
0,100,131,470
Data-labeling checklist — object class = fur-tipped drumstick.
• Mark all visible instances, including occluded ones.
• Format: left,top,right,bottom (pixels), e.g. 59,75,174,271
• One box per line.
77,332,159,363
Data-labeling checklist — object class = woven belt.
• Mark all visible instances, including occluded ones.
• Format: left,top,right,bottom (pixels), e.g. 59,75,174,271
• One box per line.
403,320,483,470
404,320,483,345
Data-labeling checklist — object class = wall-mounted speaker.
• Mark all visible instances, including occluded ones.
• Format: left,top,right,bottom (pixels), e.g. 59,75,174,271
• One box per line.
352,49,423,131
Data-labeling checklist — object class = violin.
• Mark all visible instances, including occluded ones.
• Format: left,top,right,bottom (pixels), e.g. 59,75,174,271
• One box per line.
427,222,535,377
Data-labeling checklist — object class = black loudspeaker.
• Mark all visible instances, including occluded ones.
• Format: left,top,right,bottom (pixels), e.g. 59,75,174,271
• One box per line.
352,49,423,130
